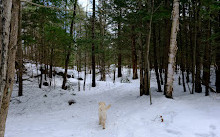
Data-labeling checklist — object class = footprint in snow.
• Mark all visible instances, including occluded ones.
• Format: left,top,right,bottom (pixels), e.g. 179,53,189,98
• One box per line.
209,125,216,130
166,129,182,135
195,132,217,137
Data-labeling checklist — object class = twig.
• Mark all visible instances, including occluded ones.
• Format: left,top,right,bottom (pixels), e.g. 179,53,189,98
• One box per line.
21,0,75,11
153,1,163,14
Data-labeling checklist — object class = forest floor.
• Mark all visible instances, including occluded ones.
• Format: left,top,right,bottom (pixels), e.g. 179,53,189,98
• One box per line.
5,63,220,137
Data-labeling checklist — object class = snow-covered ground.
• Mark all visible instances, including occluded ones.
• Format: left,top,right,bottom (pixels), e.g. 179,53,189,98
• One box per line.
5,63,220,137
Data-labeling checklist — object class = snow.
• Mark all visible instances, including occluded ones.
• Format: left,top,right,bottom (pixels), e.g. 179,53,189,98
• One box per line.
5,64,220,137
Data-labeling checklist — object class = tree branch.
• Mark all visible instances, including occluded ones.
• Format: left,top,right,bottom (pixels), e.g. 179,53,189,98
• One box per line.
153,2,163,14
20,0,74,11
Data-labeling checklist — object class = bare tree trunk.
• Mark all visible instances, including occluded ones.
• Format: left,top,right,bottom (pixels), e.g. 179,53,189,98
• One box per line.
44,64,47,81
144,0,153,95
78,71,80,91
0,0,19,136
0,0,13,110
113,68,116,83
62,0,77,89
139,33,145,96
153,24,161,92
117,10,122,78
195,0,202,93
191,1,196,94
99,0,106,81
185,8,190,86
91,0,96,87
158,26,164,86
216,10,220,93
49,48,53,86
17,1,23,96
163,0,171,95
181,2,186,92
203,13,211,96
77,21,82,72
83,52,87,91
138,0,144,96
39,65,43,88
165,0,179,99
179,25,186,92
131,25,138,79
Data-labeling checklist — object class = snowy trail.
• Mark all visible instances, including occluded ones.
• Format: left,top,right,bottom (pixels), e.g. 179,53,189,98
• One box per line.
5,71,220,137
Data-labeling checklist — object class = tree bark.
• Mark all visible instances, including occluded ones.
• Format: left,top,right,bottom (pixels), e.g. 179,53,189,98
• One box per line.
99,0,106,81
158,26,164,86
163,0,171,95
165,0,179,99
184,2,190,84
91,0,96,87
203,13,211,96
0,0,19,136
0,0,13,110
144,0,153,95
139,34,144,96
191,0,196,94
131,25,138,79
62,0,77,89
39,65,43,88
17,1,23,96
138,0,144,96
216,10,220,93
153,24,161,92
195,0,202,93
117,9,122,78
49,48,53,86
83,52,87,91
179,25,186,92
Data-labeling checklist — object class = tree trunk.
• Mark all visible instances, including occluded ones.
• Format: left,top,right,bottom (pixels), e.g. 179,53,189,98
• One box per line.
185,2,190,84
137,0,144,96
0,0,19,136
195,0,202,93
49,48,53,86
153,24,161,92
163,0,171,95
62,0,77,89
91,0,96,87
17,1,23,96
203,13,211,96
39,65,43,88
144,0,153,95
216,48,220,93
179,25,186,92
191,0,196,94
216,10,220,93
139,35,144,96
165,0,179,99
99,0,106,81
131,25,138,79
83,52,87,91
113,68,116,83
117,10,122,78
158,26,164,86
0,0,13,109
181,2,186,92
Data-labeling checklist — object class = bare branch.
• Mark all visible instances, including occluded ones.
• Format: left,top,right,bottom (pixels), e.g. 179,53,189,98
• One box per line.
20,0,74,11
